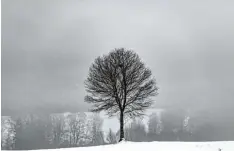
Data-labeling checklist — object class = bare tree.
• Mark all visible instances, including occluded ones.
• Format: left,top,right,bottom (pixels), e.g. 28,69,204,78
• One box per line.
147,113,162,141
106,128,117,144
12,117,23,150
67,113,86,146
85,48,158,141
90,114,104,146
149,113,162,133
49,115,66,148
125,119,147,142
1,119,6,149
1,118,15,150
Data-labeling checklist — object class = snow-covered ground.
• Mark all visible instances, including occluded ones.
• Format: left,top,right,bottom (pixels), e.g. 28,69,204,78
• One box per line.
30,141,234,151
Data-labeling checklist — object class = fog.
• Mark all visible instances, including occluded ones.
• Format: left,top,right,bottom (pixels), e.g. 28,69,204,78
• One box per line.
2,0,234,127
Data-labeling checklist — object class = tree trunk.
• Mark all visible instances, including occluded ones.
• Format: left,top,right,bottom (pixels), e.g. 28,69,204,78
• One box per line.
119,111,124,142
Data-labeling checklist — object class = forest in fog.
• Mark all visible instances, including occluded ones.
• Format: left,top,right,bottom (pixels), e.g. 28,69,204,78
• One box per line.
2,109,234,150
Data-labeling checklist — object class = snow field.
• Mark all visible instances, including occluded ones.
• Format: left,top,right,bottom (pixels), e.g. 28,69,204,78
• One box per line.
31,141,234,151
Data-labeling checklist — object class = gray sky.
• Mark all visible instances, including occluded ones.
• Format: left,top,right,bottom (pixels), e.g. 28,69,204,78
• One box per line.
2,0,234,118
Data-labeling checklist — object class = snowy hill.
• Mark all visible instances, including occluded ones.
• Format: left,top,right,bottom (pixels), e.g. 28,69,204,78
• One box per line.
30,141,234,151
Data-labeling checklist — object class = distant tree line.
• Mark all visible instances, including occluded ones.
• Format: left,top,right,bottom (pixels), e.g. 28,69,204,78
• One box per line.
1,110,234,150
1,113,105,150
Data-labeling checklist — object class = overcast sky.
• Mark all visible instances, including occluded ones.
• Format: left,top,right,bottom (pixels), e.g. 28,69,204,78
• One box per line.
2,0,234,117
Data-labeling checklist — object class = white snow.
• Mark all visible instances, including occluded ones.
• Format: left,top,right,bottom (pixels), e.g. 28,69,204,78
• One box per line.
31,141,234,151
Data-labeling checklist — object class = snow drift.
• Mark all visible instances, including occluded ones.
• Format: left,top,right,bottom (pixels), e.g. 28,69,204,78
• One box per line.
31,141,234,151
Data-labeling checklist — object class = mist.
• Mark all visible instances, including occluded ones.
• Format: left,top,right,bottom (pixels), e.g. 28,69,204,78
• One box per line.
2,0,234,128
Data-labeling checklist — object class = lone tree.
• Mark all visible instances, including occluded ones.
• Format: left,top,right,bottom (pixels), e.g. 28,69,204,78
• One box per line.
84,48,158,142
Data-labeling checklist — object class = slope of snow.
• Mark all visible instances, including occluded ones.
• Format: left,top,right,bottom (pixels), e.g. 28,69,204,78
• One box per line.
31,141,234,151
